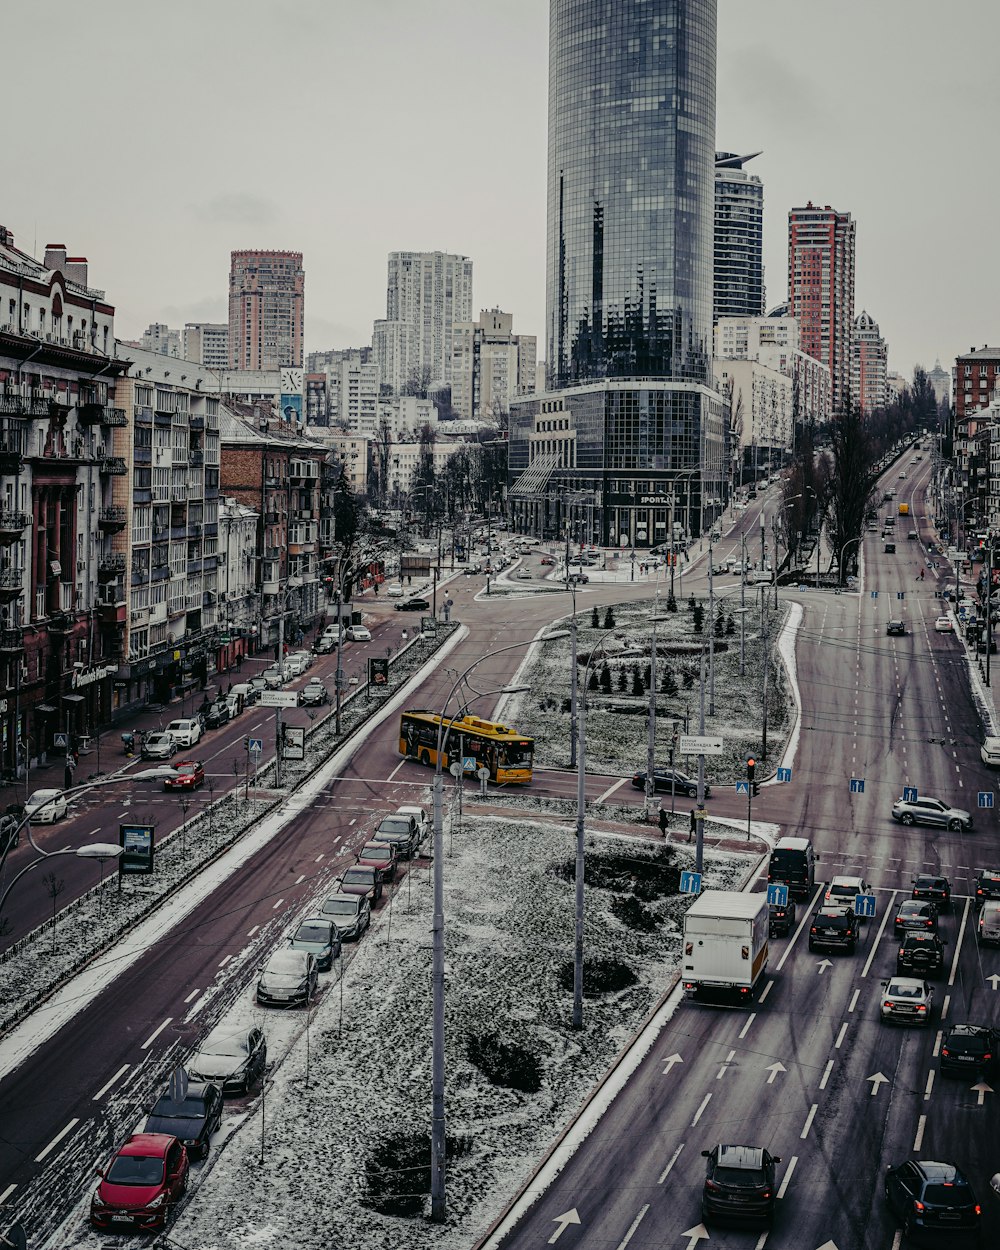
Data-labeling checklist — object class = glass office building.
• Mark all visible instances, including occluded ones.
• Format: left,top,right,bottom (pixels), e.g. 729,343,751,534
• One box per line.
510,1,724,545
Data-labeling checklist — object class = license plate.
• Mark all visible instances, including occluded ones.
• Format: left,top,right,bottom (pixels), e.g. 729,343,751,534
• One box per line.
956,1054,975,1061
111,1215,133,1223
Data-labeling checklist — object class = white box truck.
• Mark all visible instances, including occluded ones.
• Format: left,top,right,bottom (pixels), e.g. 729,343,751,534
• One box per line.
682,891,769,1002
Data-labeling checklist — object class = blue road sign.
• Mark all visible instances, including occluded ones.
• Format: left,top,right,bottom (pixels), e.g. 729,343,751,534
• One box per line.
248,738,263,754
776,767,792,783
54,732,68,748
735,780,750,796
897,592,906,600
870,591,878,600
463,756,476,771
767,883,789,907
850,777,866,794
855,894,877,919
680,870,702,895
902,786,918,803
978,791,995,809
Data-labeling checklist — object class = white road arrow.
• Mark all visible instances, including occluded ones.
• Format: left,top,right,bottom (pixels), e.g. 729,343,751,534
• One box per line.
680,1224,710,1249
867,1072,889,1096
764,1062,787,1084
816,959,833,974
548,1210,581,1244
972,1081,994,1106
815,1242,841,1250
988,973,1000,990
661,1052,684,1076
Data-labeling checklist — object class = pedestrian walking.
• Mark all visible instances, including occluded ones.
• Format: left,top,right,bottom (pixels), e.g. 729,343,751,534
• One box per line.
236,653,243,672
689,807,696,842
658,804,668,837
64,754,76,792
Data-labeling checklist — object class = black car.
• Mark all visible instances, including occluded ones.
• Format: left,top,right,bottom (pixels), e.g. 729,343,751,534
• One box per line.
896,931,946,978
884,1159,982,1243
808,906,859,953
394,597,431,612
0,808,19,856
940,1023,999,1078
894,899,939,935
912,874,951,911
886,619,906,636
204,701,230,729
701,1144,780,1226
143,1080,223,1160
630,768,711,799
974,868,1000,908
371,814,420,859
768,900,796,937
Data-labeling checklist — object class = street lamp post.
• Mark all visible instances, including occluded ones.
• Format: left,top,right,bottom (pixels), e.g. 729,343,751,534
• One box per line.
707,541,716,716
644,592,662,817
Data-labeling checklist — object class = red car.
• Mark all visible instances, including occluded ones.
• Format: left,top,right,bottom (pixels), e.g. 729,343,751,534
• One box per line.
163,760,205,791
90,1132,189,1231
357,841,398,882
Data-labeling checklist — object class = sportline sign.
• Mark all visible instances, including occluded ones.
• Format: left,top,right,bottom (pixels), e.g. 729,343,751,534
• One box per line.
678,734,725,756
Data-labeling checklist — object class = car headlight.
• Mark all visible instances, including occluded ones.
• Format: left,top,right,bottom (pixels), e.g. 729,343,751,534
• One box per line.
92,1186,105,1206
146,1191,167,1210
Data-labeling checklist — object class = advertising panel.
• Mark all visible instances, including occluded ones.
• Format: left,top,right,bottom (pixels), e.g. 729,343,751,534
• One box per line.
283,725,305,761
368,657,389,689
119,823,155,875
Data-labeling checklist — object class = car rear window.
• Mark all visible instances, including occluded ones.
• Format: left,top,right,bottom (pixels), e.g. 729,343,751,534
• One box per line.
923,1183,970,1204
713,1166,766,1187
816,912,851,928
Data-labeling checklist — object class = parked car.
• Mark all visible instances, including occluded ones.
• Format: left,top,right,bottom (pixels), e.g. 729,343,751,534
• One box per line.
357,841,399,883
24,788,68,823
300,678,329,706
896,931,946,978
0,809,19,856
229,682,258,709
339,864,383,904
283,653,309,678
256,949,318,1007
700,1143,780,1227
143,1080,223,1160
261,665,288,689
165,718,202,748
287,916,341,971
346,624,372,642
395,597,430,612
886,619,906,636
314,634,336,654
394,805,430,847
203,700,230,729
980,737,1000,767
912,874,951,911
319,892,371,941
288,649,313,671
892,794,972,831
880,976,934,1026
163,760,205,791
371,813,421,859
631,768,711,799
894,899,939,935
90,1133,189,1232
939,1023,999,1077
186,1024,267,1095
141,731,178,761
884,1160,982,1240
248,675,268,696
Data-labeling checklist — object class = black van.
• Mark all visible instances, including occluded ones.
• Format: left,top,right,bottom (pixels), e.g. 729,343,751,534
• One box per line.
767,836,818,901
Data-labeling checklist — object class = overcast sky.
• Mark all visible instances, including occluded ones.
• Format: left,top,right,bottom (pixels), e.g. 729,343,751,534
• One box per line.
4,1,995,380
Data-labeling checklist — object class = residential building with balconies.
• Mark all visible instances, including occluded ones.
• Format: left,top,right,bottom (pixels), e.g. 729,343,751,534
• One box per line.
217,496,259,668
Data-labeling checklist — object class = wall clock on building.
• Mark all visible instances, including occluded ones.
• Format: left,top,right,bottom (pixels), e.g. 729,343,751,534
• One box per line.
280,368,303,393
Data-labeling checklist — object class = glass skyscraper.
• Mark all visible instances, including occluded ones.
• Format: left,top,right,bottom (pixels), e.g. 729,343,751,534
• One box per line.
510,1,725,547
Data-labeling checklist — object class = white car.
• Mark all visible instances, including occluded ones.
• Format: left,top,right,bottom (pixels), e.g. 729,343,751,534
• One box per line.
934,617,953,633
385,585,405,598
261,666,287,689
165,718,202,747
824,875,874,916
284,654,309,678
879,977,933,1026
25,788,68,823
346,625,371,642
288,650,313,672
395,805,430,846
981,737,1000,767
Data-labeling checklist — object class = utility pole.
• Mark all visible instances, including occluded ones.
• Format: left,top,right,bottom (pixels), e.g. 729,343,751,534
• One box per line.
695,644,706,876
761,590,769,760
275,607,285,788
568,583,578,768
988,537,994,688
707,540,715,716
645,594,659,816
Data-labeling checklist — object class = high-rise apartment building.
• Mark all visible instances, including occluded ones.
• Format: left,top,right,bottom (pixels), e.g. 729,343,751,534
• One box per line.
927,360,950,407
183,322,229,370
372,251,473,395
851,310,888,415
787,203,856,415
714,151,765,323
228,250,304,371
140,322,180,357
508,0,725,546
451,309,537,421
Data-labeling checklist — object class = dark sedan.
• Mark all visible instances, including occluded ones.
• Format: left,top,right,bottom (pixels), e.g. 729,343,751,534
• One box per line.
394,597,431,612
203,701,230,729
143,1081,222,1160
939,1023,999,1077
896,932,946,978
912,874,951,911
631,768,711,799
187,1025,266,1096
768,900,796,937
894,899,939,935
339,865,383,904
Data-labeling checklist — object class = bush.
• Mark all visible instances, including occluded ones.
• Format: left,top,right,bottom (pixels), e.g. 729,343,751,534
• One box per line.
661,666,678,696
467,1031,543,1093
552,846,678,896
682,667,695,689
687,594,696,612
692,603,704,633
725,613,736,637
588,670,599,691
617,666,629,692
610,895,659,931
603,606,616,628
600,663,612,694
666,592,678,612
556,957,638,996
713,612,724,639
362,1131,471,1217
591,606,600,628
631,666,644,696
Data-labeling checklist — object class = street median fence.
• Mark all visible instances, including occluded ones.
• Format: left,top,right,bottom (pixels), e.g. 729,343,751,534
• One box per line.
0,624,458,1038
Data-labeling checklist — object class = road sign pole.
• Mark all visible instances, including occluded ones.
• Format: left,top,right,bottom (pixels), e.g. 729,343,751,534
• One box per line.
747,783,752,840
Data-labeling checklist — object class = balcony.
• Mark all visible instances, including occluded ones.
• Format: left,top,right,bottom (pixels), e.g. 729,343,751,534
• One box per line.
99,456,128,475
0,627,22,654
189,449,204,466
97,600,127,625
0,395,53,418
0,568,23,602
47,611,74,634
77,400,106,426
97,552,127,581
0,426,26,473
0,511,29,544
103,407,128,427
189,414,205,431
98,506,128,532
133,405,152,424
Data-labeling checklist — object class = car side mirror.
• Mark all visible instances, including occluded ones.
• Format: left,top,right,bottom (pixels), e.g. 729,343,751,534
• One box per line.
95,1168,106,1180
772,1156,782,1164
700,1149,710,1157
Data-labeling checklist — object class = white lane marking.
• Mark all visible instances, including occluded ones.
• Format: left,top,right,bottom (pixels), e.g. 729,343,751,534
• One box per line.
332,835,341,846
315,853,324,863
386,759,406,782
0,1182,16,1205
35,1118,80,1162
295,874,306,885
891,1225,903,1248
754,1234,769,1250
657,1143,684,1184
140,1018,173,1050
247,924,259,937
819,1060,834,1090
776,1154,797,1199
716,1049,736,1080
738,1012,756,1040
183,988,200,1004
948,897,971,986
848,988,861,1014
218,954,231,967
349,818,356,826
914,1114,927,1152
942,994,950,1021
835,1022,849,1049
861,889,898,978
86,826,101,838
691,1093,712,1126
758,980,773,1004
93,1065,130,1101
272,898,284,910
800,1104,818,1139
924,1070,935,1101
614,1204,649,1250
932,1030,942,1058
597,778,628,804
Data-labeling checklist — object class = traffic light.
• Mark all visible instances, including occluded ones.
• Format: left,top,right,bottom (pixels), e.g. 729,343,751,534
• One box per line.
746,757,759,797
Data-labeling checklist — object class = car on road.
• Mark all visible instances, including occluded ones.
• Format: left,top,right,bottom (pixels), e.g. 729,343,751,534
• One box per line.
299,678,329,706
880,976,934,1026
187,1024,267,1095
894,898,939,935
357,841,399,882
934,616,954,632
346,624,372,641
385,583,405,597
372,813,421,860
283,653,309,678
896,932,946,978
886,619,906,636
288,649,313,672
808,905,859,953
768,900,796,937
824,875,873,914
338,864,383,904
976,899,1000,946
256,949,318,1007
974,868,1000,908
980,737,1000,767
566,571,589,584
908,529,918,540
287,916,341,971
141,731,178,761
395,596,431,612
163,760,205,791
90,1133,189,1232
540,556,555,566
0,809,19,856
912,874,951,911
884,1159,982,1242
165,718,202,748
143,1080,223,1161
248,675,268,696
630,768,711,799
700,1143,781,1227
24,788,68,823
261,665,288,689
314,634,337,654
319,892,371,941
939,1023,999,1077
884,541,896,554
203,700,230,729
891,794,972,831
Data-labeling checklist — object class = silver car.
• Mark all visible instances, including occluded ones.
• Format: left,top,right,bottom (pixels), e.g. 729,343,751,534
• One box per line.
319,892,371,941
891,795,972,832
879,977,933,1026
187,1024,267,1095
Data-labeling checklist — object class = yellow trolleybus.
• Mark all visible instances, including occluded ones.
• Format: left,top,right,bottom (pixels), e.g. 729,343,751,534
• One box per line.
398,710,534,784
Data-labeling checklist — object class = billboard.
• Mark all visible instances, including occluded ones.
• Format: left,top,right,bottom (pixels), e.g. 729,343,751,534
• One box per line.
368,657,389,689
119,823,155,875
283,725,305,761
